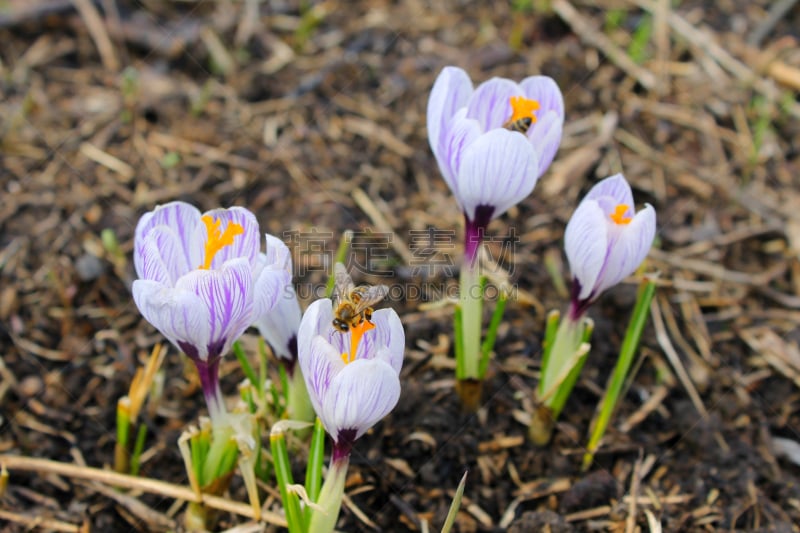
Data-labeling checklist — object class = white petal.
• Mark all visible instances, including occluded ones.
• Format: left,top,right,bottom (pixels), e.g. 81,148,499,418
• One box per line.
135,202,200,278
298,299,335,371
457,129,540,221
322,358,401,441
465,78,521,131
436,109,482,199
254,284,302,361
586,173,634,208
427,66,473,162
564,200,609,301
301,335,345,433
594,204,656,296
132,279,211,360
252,264,291,321
519,75,564,119
263,233,293,272
360,309,405,373
527,110,563,177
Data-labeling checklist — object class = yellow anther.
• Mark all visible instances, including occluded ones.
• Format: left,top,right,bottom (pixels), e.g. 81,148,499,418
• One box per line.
199,215,244,270
340,319,375,364
508,96,540,124
610,204,632,225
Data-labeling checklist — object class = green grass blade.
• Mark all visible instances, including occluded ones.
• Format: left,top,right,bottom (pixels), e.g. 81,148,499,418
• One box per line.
440,471,468,533
278,363,290,413
304,418,326,524
479,292,507,378
129,423,148,476
583,279,657,470
232,341,258,392
271,431,304,533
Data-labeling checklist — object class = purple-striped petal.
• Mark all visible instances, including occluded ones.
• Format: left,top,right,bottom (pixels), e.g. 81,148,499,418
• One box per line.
321,358,401,441
585,173,634,208
436,109,482,199
527,110,563,178
427,66,474,161
457,128,540,221
298,299,335,361
263,234,293,272
252,265,291,324
593,204,656,296
138,225,195,284
358,309,405,373
465,78,521,132
132,279,211,360
176,258,254,359
302,335,345,430
135,202,200,280
254,284,302,361
564,200,608,301
134,233,174,286
519,76,564,119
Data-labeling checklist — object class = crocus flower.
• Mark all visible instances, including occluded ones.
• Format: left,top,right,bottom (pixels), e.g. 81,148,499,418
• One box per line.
297,298,404,460
427,66,564,264
253,235,302,372
564,173,656,317
133,201,288,422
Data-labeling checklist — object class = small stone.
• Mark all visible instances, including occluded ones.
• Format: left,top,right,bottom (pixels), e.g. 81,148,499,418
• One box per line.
75,254,105,282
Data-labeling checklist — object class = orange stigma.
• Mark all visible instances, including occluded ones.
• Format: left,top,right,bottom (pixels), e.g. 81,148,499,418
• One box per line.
610,204,632,225
198,215,244,269
341,319,375,364
508,96,540,123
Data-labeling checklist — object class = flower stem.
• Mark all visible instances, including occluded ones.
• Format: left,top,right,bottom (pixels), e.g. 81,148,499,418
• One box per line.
194,358,226,425
308,454,350,533
458,258,482,380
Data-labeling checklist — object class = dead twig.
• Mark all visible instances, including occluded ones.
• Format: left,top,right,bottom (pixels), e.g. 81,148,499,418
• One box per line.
0,455,287,527
72,0,119,71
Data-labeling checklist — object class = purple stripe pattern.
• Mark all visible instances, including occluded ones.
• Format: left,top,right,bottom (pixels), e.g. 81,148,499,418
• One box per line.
133,201,290,365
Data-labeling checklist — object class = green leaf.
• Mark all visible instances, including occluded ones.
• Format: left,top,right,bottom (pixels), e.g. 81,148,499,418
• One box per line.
271,431,304,533
582,278,657,470
129,423,148,476
479,291,507,378
304,418,326,525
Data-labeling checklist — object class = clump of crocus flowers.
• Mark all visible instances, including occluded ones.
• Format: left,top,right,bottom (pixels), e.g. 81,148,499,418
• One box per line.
427,66,564,408
121,62,664,532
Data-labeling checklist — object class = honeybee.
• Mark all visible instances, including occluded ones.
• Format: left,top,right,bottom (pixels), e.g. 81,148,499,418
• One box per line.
332,263,389,333
502,116,533,135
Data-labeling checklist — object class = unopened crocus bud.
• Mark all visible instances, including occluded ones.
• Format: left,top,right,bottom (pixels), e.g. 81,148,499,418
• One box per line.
564,173,656,317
